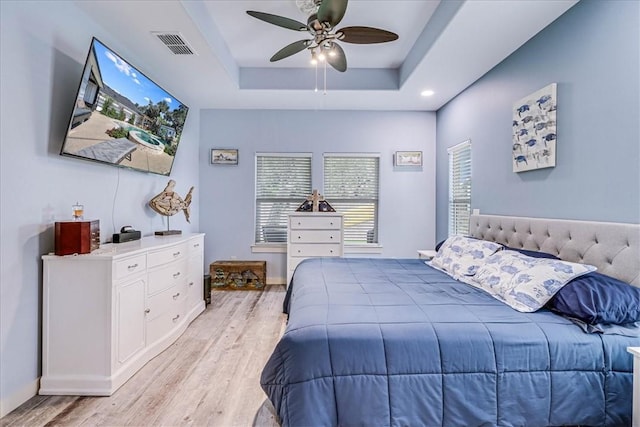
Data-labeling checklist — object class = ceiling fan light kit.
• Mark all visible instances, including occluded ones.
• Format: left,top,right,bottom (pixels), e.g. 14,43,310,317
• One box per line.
246,0,398,73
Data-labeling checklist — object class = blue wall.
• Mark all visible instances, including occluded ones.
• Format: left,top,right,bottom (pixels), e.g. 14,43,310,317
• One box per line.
0,1,201,415
2,0,637,416
199,109,436,282
435,0,640,241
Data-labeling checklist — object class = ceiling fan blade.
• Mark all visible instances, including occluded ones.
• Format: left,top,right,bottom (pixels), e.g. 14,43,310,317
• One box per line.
270,40,310,62
246,11,307,32
317,0,348,28
326,43,347,72
337,26,399,44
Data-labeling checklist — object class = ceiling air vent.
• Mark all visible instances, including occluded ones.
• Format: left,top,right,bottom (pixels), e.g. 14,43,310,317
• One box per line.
152,32,196,55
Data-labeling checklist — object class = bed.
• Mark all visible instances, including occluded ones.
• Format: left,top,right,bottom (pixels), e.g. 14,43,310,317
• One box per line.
261,214,640,426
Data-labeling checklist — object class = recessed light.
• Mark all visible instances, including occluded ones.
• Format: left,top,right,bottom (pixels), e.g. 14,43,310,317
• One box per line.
421,90,435,97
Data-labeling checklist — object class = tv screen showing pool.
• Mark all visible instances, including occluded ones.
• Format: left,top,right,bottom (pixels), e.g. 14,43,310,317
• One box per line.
60,37,189,176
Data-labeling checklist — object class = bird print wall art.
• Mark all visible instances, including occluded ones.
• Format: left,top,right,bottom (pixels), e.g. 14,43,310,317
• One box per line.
512,83,557,172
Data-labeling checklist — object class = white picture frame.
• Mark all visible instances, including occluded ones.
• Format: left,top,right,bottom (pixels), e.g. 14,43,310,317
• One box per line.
512,83,557,172
394,151,422,167
211,148,238,165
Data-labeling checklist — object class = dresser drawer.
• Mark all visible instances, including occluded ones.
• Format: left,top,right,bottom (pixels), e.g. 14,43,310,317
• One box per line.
188,236,204,255
290,215,342,230
186,253,203,307
148,260,187,295
147,243,187,269
146,283,185,321
290,229,341,244
146,308,185,344
114,254,147,281
186,276,202,308
289,243,342,257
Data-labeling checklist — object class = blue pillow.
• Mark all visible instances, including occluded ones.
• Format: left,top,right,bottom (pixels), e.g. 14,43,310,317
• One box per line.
504,246,560,260
547,271,640,325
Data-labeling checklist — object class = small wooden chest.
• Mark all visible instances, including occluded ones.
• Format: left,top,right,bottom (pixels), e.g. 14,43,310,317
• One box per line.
210,260,266,290
54,220,100,256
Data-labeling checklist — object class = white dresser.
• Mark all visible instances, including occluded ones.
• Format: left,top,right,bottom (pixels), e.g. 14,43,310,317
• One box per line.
287,212,343,285
40,233,205,396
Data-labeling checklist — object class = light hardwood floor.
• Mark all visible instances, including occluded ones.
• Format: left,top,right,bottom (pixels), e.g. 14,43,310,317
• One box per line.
1,286,287,427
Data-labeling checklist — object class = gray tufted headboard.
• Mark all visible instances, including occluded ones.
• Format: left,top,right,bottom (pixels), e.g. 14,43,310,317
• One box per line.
469,214,640,287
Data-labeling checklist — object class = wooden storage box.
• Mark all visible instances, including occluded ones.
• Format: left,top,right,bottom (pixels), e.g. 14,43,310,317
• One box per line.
210,260,266,290
54,220,100,256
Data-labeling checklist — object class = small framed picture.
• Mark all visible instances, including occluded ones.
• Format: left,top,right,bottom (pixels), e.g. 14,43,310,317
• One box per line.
211,149,238,165
394,151,422,167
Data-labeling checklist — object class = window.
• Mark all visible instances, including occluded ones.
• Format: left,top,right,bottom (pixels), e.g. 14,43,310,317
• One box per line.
324,154,380,245
255,153,312,243
448,140,472,236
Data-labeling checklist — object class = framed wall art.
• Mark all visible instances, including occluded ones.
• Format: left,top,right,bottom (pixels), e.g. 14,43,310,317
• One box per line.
211,149,238,165
394,151,423,167
512,83,557,172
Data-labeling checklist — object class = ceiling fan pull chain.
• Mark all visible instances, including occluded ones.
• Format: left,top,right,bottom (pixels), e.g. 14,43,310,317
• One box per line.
323,60,327,95
314,61,319,93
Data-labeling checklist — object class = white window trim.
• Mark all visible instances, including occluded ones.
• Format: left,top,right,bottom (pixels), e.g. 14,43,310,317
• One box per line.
251,243,286,253
254,152,312,245
344,244,383,254
323,152,381,247
447,139,472,236
323,152,381,158
255,152,313,157
251,152,384,253
446,140,471,154
251,243,383,254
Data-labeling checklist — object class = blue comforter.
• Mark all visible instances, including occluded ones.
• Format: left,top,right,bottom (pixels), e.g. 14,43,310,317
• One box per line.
261,258,638,426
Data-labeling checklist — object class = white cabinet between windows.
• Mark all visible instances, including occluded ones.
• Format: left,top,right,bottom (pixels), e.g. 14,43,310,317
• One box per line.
287,213,343,285
40,233,205,396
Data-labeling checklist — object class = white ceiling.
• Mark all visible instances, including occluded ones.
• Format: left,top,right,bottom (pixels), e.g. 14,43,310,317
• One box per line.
75,0,579,111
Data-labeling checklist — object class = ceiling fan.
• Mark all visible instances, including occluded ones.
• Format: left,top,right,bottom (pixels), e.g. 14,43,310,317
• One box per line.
246,0,399,72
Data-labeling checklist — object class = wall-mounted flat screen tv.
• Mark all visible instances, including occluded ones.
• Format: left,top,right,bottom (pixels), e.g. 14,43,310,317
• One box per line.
60,37,189,176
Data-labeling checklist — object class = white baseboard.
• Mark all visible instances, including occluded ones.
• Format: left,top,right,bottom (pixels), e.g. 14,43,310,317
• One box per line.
0,378,39,418
266,276,286,286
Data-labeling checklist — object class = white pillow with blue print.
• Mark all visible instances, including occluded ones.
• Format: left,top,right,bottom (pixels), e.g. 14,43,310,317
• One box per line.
470,250,597,313
429,235,502,279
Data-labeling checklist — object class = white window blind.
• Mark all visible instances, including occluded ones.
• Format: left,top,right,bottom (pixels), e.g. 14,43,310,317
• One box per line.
255,154,312,243
448,140,472,236
323,154,379,244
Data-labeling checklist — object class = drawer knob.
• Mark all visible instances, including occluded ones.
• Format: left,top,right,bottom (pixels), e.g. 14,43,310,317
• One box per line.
297,249,301,253
127,263,138,270
298,236,301,239
330,222,333,225
330,236,333,239
173,272,181,279
173,292,180,300
330,250,333,253
297,222,301,225
193,243,200,248
144,308,150,314
172,314,180,322
189,281,194,287
173,251,181,257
